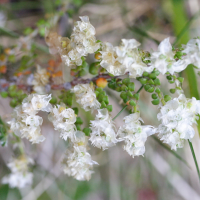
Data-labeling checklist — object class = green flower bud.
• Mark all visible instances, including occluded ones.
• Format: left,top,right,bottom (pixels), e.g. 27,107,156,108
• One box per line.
133,93,139,100
142,72,149,77
0,91,8,98
96,87,103,92
97,94,104,102
79,69,87,76
9,91,17,98
152,93,158,99
103,96,109,104
127,91,133,97
155,88,161,93
82,61,88,68
166,75,172,80
76,125,81,131
121,84,128,91
139,78,147,85
89,63,99,75
177,77,184,83
149,73,157,79
72,107,79,115
108,82,116,90
169,80,175,84
120,91,127,100
164,95,172,102
106,105,113,112
144,84,151,91
127,82,135,91
95,91,99,97
170,88,176,94
100,101,107,108
123,98,129,103
122,78,130,85
153,70,160,76
152,99,160,105
115,87,122,92
154,78,160,85
129,100,136,106
75,117,83,125
83,128,91,136
99,90,106,96
50,97,57,104
10,99,18,108
147,87,154,93
147,79,154,85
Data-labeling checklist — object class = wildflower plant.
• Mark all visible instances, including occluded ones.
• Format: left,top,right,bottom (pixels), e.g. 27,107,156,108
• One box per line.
1,7,200,191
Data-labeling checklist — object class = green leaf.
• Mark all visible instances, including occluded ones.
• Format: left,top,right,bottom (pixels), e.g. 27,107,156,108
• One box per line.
0,27,19,38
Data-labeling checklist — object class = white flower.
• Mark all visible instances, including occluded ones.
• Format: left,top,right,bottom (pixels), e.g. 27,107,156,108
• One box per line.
48,104,77,141
182,38,200,68
150,38,188,75
157,94,200,150
62,131,98,181
89,108,119,150
2,156,34,188
118,112,155,158
71,84,100,111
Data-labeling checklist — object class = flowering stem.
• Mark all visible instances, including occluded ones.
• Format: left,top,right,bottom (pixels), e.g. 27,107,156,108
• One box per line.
188,140,200,181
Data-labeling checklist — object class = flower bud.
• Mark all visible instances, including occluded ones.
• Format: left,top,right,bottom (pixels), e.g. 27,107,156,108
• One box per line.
83,128,91,136
95,52,102,60
151,93,158,99
72,107,79,115
144,85,151,91
177,77,184,83
129,100,136,106
170,88,176,94
120,91,127,100
89,63,100,75
50,96,57,104
96,78,107,88
75,117,83,125
147,87,154,93
142,72,149,77
152,99,160,105
139,78,147,85
149,73,157,79
106,105,113,112
0,91,8,98
122,78,130,85
155,88,161,93
164,95,172,102
154,78,160,85
127,82,135,91
133,93,139,100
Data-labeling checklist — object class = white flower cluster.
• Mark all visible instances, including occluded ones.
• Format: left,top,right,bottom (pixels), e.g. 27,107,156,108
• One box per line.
48,103,77,141
32,65,49,94
2,156,34,188
46,16,100,67
71,83,100,111
150,38,188,75
118,112,155,158
100,39,153,78
62,131,98,181
157,94,200,150
89,108,119,150
8,94,52,143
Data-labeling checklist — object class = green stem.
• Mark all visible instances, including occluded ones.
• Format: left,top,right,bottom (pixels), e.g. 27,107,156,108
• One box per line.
188,140,200,181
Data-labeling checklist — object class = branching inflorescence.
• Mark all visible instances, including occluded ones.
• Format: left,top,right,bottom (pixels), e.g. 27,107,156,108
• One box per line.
1,15,200,188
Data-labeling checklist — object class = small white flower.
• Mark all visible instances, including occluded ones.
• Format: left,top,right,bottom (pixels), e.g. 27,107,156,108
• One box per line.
89,108,119,150
118,113,155,158
71,84,101,111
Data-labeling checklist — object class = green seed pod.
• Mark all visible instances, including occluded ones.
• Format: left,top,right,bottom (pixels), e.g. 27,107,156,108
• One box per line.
89,63,99,75
142,72,149,77
147,79,154,85
147,87,154,93
120,91,127,100
144,84,151,91
72,107,79,115
139,78,147,85
170,88,176,94
154,78,160,85
129,100,136,106
149,73,157,79
83,128,91,136
133,93,139,100
50,97,57,104
106,105,113,112
121,84,128,91
122,78,130,85
127,82,135,91
152,99,160,105
0,91,8,98
155,88,161,93
177,77,184,83
75,117,83,125
100,101,107,108
10,98,18,108
152,93,158,99
164,95,172,102
76,125,81,131
127,91,133,97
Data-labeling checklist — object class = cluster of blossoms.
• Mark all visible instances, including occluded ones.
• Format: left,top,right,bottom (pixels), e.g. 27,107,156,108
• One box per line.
157,94,200,150
8,94,52,143
118,113,156,158
46,16,100,67
2,156,34,188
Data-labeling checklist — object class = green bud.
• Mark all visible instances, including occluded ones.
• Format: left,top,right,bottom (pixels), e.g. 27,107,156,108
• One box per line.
129,100,136,106
0,91,8,98
75,117,83,125
95,91,99,97
144,84,151,91
152,93,158,99
169,80,175,84
58,94,64,99
106,105,113,112
63,97,73,106
121,84,128,91
82,61,88,68
153,70,160,76
122,78,130,85
99,91,106,96
79,69,87,76
97,94,104,102
100,101,107,108
123,98,129,103
96,87,103,92
127,91,133,97
9,91,17,98
108,82,116,90
164,95,172,102
76,125,81,131
83,128,91,136
133,93,139,100
8,85,17,92
176,86,182,90
149,73,157,79
147,79,154,85
10,99,18,108
120,91,127,100
142,72,149,77
50,97,57,104
155,88,161,93
103,96,109,104
139,78,147,85
152,99,160,105
147,87,154,93
89,63,99,75
154,78,160,85
72,107,79,115
170,88,176,94
127,82,135,91
177,77,184,83
166,75,172,80
115,87,122,92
